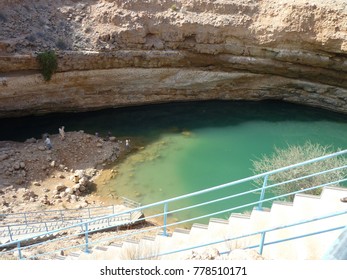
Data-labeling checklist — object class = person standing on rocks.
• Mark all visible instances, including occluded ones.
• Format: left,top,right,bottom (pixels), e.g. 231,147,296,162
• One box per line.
125,139,130,150
59,126,65,140
45,135,52,150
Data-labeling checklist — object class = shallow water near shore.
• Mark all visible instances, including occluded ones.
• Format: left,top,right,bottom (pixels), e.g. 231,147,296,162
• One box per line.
1,101,346,224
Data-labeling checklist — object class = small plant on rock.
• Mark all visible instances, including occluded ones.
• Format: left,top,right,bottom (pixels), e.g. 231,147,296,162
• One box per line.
170,4,178,11
252,142,347,200
37,50,58,81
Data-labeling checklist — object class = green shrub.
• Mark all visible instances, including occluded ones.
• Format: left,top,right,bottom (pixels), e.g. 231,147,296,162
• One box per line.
37,50,58,81
252,142,347,200
170,4,178,11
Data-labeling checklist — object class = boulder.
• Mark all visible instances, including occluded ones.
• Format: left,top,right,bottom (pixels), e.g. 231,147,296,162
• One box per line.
22,190,37,201
226,249,266,260
186,248,220,260
13,162,20,170
79,176,88,187
0,154,9,161
60,191,67,198
85,168,97,177
65,187,73,194
55,183,66,192
25,138,37,144
72,183,80,192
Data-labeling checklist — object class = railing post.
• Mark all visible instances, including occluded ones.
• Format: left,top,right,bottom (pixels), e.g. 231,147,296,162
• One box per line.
257,175,268,210
45,222,48,232
17,241,23,260
258,232,266,255
107,217,110,226
7,225,13,241
84,223,90,253
163,203,169,236
24,213,28,226
60,210,64,222
80,220,84,231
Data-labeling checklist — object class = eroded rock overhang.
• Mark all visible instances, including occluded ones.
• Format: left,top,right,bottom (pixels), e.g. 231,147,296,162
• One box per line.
0,48,346,117
0,0,346,117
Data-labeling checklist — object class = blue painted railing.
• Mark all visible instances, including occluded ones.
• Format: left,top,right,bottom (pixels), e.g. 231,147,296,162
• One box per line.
0,196,141,226
0,197,141,242
0,149,346,260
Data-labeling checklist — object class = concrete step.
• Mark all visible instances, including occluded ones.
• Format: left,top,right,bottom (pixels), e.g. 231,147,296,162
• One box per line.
74,243,124,260
154,229,191,260
227,213,251,237
137,236,159,260
188,223,208,237
320,186,347,210
249,207,271,231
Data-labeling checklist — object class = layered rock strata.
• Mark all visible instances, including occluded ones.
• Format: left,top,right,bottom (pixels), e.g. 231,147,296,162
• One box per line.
0,0,346,117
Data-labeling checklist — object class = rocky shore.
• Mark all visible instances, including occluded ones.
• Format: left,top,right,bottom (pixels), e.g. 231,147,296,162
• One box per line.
0,130,128,215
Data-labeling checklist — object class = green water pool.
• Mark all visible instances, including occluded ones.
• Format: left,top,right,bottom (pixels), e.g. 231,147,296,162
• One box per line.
1,100,346,223
93,101,347,223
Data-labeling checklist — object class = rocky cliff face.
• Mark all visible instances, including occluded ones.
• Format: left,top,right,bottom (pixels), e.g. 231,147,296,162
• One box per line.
0,0,347,117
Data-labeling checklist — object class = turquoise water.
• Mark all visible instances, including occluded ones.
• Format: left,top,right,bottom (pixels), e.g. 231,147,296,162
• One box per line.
91,101,346,223
1,101,346,223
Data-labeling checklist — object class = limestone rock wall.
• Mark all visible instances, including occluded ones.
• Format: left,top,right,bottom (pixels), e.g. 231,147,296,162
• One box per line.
0,0,347,117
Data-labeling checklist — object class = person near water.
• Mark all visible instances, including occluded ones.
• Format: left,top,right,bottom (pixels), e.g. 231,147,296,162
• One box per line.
59,126,65,140
45,135,52,150
125,139,130,150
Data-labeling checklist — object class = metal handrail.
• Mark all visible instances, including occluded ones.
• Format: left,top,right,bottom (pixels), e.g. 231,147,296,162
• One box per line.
0,149,346,259
0,203,142,241
0,205,118,226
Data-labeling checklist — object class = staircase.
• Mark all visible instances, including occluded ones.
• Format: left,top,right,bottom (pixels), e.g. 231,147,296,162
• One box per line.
0,203,143,247
60,186,347,260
